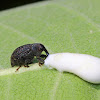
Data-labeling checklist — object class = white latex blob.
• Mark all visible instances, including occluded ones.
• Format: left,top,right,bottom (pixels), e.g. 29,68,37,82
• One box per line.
44,53,100,84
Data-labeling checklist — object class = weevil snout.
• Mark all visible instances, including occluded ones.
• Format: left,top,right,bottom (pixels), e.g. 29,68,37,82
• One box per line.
40,44,49,56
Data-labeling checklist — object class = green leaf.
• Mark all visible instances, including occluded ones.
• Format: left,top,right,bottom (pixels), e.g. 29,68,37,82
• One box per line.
0,0,100,100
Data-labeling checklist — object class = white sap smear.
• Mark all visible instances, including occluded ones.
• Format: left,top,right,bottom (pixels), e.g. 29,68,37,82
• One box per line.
0,63,41,76
45,53,100,84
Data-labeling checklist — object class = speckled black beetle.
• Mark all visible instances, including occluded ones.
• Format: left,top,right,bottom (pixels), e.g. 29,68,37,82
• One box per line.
11,43,49,72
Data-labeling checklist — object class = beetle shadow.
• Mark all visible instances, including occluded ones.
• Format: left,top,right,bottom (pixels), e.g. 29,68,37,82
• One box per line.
43,67,100,90
62,71,100,90
31,58,38,64
30,56,46,64
90,83,100,90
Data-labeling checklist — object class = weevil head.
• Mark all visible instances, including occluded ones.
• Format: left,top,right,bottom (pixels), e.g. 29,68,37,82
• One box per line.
32,43,49,57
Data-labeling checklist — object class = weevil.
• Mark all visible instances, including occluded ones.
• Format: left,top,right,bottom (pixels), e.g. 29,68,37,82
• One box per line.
11,43,49,72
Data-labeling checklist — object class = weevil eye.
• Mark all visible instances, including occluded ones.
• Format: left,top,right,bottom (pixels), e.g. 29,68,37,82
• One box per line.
39,46,43,51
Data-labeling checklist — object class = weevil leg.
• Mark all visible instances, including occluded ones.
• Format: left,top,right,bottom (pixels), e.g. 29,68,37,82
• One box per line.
24,65,27,67
24,59,33,68
24,65,30,68
36,56,44,66
15,66,21,72
40,54,47,59
26,65,30,67
39,62,44,66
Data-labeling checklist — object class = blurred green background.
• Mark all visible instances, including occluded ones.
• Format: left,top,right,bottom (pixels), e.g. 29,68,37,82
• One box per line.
0,0,100,100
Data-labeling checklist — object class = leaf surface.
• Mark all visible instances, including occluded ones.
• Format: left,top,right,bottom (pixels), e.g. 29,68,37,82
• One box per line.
0,0,100,100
